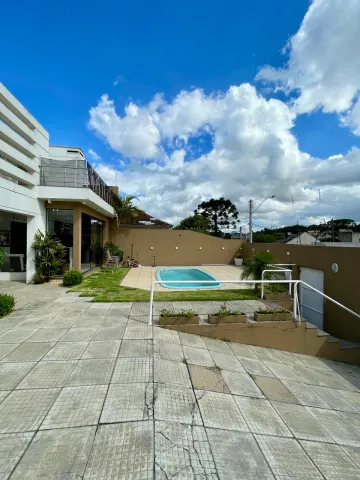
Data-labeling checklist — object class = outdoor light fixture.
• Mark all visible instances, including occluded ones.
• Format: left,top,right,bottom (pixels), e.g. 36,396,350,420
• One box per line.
175,247,178,250
222,247,225,250
287,252,290,255
150,247,154,250
199,247,202,250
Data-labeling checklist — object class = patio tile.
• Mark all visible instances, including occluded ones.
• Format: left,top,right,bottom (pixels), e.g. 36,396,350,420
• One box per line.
207,429,275,480
338,411,360,432
250,345,281,363
183,345,215,367
221,370,264,398
26,327,68,343
155,421,217,479
2,342,53,362
0,391,10,404
91,326,126,341
17,361,76,389
43,316,77,329
100,315,128,327
0,432,34,480
179,332,207,349
301,440,360,479
153,327,180,344
306,407,360,446
238,357,275,377
252,376,299,404
153,340,184,362
11,426,95,479
0,343,17,360
66,359,115,386
235,397,291,437
255,435,323,479
210,351,246,372
338,389,360,409
84,422,153,479
197,390,248,432
118,339,153,357
0,329,38,344
204,337,232,354
272,401,334,442
81,340,121,359
41,385,107,429
272,348,311,367
295,353,332,371
0,388,60,433
123,325,153,340
311,385,359,412
282,380,331,408
100,383,152,423
342,445,360,470
72,317,104,329
264,360,302,381
60,327,97,342
189,364,230,393
229,343,258,358
112,357,152,384
0,362,36,390
42,341,88,361
154,358,191,387
155,383,201,425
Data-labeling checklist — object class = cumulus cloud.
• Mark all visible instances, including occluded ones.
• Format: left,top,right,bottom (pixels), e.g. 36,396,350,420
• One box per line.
88,148,101,161
256,0,360,133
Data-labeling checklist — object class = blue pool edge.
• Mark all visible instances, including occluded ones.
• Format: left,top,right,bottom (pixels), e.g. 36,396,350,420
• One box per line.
155,268,223,289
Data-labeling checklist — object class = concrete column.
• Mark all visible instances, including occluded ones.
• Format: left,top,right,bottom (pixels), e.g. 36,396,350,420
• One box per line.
26,201,47,283
73,208,82,271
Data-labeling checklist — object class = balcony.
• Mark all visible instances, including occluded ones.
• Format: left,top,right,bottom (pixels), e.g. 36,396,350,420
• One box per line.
40,158,113,205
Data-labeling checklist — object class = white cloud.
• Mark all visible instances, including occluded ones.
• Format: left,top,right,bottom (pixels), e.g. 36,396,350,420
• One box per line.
113,75,124,86
256,0,360,133
88,148,101,161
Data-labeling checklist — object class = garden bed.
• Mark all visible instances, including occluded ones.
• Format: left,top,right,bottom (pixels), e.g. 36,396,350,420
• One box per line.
208,314,247,324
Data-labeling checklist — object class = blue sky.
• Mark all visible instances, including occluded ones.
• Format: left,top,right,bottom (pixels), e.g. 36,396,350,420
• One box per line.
2,0,360,227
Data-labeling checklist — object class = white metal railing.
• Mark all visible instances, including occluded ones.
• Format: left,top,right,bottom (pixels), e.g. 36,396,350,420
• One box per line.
148,279,360,327
261,269,292,299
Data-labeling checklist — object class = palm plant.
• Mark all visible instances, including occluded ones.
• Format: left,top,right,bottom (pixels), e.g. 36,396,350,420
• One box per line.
112,194,139,224
241,251,275,293
31,230,65,282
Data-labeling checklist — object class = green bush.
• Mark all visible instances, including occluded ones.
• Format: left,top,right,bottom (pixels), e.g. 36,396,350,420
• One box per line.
32,230,65,281
0,294,15,317
212,303,244,316
104,242,123,261
32,273,45,284
0,248,6,270
63,270,83,286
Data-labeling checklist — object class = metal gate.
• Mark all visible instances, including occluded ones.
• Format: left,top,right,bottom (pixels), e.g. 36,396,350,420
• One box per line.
300,267,324,329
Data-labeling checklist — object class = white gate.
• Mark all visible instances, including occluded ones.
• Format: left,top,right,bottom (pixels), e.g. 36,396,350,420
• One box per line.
300,267,324,329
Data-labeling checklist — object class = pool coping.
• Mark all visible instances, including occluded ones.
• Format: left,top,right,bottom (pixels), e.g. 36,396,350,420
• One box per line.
156,267,223,289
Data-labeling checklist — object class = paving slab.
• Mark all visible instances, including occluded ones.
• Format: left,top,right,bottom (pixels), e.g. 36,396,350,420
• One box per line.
100,315,128,327
183,345,215,368
153,340,184,362
81,340,121,359
264,360,302,382
272,401,334,442
84,421,153,479
179,332,207,349
0,391,10,404
197,390,248,432
44,316,77,329
0,388,60,433
272,349,309,367
91,326,126,341
301,440,360,479
338,411,360,432
207,429,274,479
295,353,332,371
118,339,153,357
60,327,97,342
250,345,282,362
155,421,217,479
66,358,115,386
221,370,264,398
73,317,104,328
154,358,191,387
155,383,201,425
338,389,360,409
41,385,107,430
42,341,88,361
0,329,38,344
238,357,275,377
306,406,360,446
189,364,230,393
100,383,152,423
2,342,53,362
0,362,36,390
203,337,232,354
153,327,180,344
0,344,17,360
255,434,323,479
311,385,359,413
0,432,34,479
112,357,152,384
253,375,299,404
11,426,96,479
17,361,76,389
210,351,246,372
228,342,259,358
123,325,153,340
341,445,360,470
282,380,331,408
26,328,68,343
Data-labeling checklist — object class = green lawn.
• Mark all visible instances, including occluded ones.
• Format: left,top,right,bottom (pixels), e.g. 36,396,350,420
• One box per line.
70,268,258,302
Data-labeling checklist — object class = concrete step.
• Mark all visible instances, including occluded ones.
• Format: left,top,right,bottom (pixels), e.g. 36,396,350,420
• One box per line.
339,339,360,350
327,336,340,343
317,329,329,337
306,322,317,329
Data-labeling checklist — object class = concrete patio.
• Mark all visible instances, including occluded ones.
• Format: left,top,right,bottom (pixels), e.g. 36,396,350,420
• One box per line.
1,281,360,478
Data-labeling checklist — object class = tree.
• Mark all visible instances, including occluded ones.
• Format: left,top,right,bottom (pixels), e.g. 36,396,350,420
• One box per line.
253,232,285,243
173,215,212,232
112,194,139,223
241,251,275,293
194,197,239,236
31,230,65,282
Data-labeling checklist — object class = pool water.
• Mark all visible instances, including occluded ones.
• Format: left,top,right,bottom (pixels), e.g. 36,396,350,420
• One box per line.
156,268,222,289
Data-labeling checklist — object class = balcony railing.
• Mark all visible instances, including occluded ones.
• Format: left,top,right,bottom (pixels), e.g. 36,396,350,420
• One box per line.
40,158,113,205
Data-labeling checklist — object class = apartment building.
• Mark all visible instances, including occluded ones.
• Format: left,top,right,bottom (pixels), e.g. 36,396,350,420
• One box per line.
0,83,116,282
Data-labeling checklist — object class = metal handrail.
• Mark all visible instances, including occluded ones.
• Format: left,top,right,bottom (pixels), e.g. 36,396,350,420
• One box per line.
261,269,292,299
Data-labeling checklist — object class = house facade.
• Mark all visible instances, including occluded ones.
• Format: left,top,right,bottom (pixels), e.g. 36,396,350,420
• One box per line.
0,83,116,282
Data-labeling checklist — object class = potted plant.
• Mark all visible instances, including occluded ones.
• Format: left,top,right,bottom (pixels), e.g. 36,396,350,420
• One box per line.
31,230,65,282
254,305,292,322
234,246,244,266
208,303,247,324
159,308,200,325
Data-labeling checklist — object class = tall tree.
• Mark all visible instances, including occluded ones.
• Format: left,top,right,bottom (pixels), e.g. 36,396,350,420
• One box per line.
194,197,239,236
173,215,212,232
112,194,139,223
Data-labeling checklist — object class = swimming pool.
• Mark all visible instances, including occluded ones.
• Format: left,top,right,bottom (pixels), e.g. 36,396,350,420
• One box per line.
156,268,222,289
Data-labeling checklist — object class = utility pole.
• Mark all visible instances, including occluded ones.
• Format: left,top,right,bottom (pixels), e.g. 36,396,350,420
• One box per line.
331,218,335,242
249,199,253,243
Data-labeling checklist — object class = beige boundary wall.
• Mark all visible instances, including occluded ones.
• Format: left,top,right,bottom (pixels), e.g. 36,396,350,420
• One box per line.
243,242,360,343
110,227,242,265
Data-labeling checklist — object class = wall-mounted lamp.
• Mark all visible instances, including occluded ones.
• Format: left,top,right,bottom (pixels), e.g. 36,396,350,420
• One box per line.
47,200,52,204
222,247,225,250
150,247,154,250
199,247,202,250
287,252,290,256
175,247,178,250
267,249,270,253
252,248,254,251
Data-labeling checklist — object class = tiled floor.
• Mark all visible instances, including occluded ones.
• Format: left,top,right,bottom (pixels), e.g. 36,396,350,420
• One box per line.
1,281,360,478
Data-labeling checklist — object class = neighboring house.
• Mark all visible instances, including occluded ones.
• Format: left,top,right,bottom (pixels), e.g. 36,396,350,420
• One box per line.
120,209,172,229
0,83,116,282
273,232,317,245
339,229,360,243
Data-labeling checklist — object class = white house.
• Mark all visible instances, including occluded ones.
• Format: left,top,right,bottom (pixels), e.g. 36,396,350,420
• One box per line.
274,232,317,245
0,83,116,282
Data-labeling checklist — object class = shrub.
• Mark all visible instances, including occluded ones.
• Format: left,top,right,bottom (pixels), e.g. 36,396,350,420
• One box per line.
0,248,6,270
256,305,290,314
104,242,123,261
160,308,197,318
63,270,83,286
32,230,65,281
241,251,276,293
32,273,45,284
212,303,244,316
0,294,15,317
